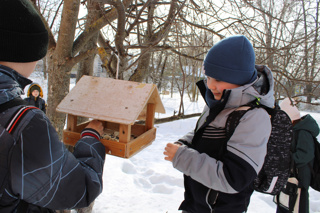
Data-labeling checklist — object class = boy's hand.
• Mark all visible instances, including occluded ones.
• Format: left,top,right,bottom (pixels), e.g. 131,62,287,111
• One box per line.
164,143,181,162
85,120,104,136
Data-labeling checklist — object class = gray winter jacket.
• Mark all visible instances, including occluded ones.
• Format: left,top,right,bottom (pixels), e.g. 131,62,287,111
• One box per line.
173,65,275,213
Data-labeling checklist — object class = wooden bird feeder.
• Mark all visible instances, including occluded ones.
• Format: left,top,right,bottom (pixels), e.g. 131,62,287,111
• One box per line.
56,75,165,158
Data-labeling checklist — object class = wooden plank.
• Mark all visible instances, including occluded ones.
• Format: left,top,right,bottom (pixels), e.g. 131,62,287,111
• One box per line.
74,121,90,133
136,107,147,120
119,124,131,143
100,139,126,158
63,130,80,146
145,103,155,131
136,86,166,120
126,127,156,158
63,130,127,158
56,76,164,125
131,123,145,136
149,85,166,114
105,121,120,131
63,126,156,158
66,114,77,131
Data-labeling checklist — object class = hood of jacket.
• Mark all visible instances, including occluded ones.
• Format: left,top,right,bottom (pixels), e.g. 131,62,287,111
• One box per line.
0,65,32,105
26,82,44,98
294,114,320,137
199,65,275,109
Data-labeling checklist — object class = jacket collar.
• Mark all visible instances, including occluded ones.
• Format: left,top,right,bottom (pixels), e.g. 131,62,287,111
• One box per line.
196,65,275,109
0,65,32,89
0,65,32,105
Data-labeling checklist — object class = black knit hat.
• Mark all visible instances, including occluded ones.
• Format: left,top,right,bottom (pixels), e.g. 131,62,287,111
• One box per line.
0,0,49,62
30,85,40,93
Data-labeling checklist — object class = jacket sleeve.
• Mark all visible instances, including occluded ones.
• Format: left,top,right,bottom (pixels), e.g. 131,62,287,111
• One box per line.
10,109,106,210
177,131,194,145
41,98,46,114
172,108,271,193
293,130,315,168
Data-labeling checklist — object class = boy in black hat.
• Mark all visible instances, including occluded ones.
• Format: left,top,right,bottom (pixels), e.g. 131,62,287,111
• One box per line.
0,0,106,212
24,83,47,113
164,35,275,213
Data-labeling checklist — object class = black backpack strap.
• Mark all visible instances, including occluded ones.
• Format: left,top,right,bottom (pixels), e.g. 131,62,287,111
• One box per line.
222,99,272,158
225,107,252,139
221,106,254,159
0,97,28,113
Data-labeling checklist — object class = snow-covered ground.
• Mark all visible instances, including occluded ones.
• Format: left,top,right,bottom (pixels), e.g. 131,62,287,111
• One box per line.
25,72,320,213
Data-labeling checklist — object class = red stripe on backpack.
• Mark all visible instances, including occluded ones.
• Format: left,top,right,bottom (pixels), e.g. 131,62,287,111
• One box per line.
7,106,37,133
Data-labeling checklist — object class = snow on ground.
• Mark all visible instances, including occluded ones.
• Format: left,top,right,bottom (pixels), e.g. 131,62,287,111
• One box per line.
25,73,320,213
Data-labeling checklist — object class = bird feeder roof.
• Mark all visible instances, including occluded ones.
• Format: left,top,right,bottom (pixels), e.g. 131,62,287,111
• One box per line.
56,75,165,125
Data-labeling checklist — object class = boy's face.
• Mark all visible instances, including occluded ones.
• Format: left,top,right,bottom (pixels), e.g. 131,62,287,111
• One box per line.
32,89,40,98
206,76,240,100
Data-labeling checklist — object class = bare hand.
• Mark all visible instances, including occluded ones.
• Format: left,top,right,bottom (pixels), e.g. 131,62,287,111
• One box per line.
85,120,104,136
164,143,181,162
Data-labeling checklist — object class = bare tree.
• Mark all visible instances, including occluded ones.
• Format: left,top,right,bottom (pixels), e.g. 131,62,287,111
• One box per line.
43,0,133,138
301,0,320,103
36,0,320,140
127,0,183,82
77,1,104,82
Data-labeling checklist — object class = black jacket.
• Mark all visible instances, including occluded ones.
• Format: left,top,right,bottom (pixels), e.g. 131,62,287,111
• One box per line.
0,65,106,212
24,82,46,113
24,96,46,113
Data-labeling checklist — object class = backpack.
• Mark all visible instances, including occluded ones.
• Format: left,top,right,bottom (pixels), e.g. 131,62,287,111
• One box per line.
309,136,320,191
0,99,53,213
0,106,33,208
225,102,293,195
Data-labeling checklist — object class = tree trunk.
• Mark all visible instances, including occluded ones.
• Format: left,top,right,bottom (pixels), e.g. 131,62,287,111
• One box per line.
47,52,75,139
42,57,47,80
77,0,102,81
302,1,311,103
178,56,185,116
157,55,168,92
47,0,80,139
77,42,96,81
130,51,152,82
129,0,179,82
76,1,102,131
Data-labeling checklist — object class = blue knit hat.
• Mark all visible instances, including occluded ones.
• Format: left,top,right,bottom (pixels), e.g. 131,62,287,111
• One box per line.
204,35,257,85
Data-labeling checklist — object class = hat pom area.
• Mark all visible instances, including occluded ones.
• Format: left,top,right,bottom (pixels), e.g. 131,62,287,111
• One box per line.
204,35,257,85
0,0,49,62
279,98,301,121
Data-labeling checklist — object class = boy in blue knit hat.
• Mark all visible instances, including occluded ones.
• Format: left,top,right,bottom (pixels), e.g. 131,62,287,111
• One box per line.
0,0,106,212
164,35,275,213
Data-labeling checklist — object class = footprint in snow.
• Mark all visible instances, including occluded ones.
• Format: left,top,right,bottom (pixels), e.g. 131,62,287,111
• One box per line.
121,161,137,174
